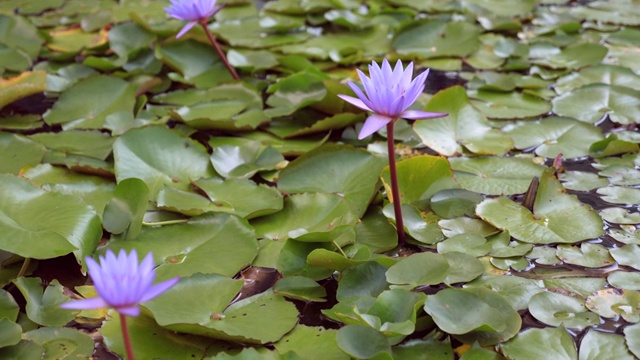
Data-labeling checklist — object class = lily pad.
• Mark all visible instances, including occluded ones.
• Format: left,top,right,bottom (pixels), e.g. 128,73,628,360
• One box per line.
528,291,599,329
251,192,358,242
579,329,635,360
556,243,615,268
424,287,521,345
610,244,640,270
0,174,100,261
14,278,74,327
477,172,604,244
113,126,215,197
385,252,450,288
274,325,347,360
416,86,514,156
500,327,577,360
608,271,640,291
0,132,45,174
586,288,640,322
42,75,136,129
210,142,284,179
450,156,545,195
468,89,551,119
393,20,481,58
552,84,640,124
504,117,603,159
277,145,387,217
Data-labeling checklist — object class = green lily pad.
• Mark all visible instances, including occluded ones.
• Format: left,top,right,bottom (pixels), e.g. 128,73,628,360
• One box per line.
466,275,543,311
610,244,640,270
228,49,279,72
590,134,640,158
264,68,327,117
609,226,640,245
273,276,326,302
438,217,498,238
22,327,94,359
43,75,135,129
336,325,392,360
274,325,348,360
487,232,533,258
106,213,259,281
102,178,149,239
0,174,101,261
162,289,299,344
477,172,604,244
530,42,607,70
416,86,514,156
579,329,635,360
437,234,491,257
393,338,455,360
552,84,640,124
599,165,640,186
0,132,45,174
442,252,485,285
597,186,640,205
101,310,216,359
424,287,521,345
556,243,615,268
0,318,21,348
277,145,387,217
393,20,480,58
29,130,114,160
586,288,640,322
113,126,215,197
468,89,551,119
600,208,640,224
381,155,457,209
544,277,607,299
155,40,233,88
555,64,640,94
608,271,640,291
383,203,443,245
559,171,608,191
450,156,545,195
528,291,599,329
336,262,389,301
210,142,284,179
252,192,358,242
625,322,640,358
500,327,577,360
528,246,562,265
385,252,450,288
0,71,47,108
192,178,283,219
14,278,74,327
504,117,603,159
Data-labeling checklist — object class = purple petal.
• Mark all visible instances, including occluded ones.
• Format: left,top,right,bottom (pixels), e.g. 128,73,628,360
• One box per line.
400,110,448,120
60,297,108,311
117,305,141,317
140,277,180,303
358,114,393,139
346,82,375,110
176,21,198,38
338,94,372,112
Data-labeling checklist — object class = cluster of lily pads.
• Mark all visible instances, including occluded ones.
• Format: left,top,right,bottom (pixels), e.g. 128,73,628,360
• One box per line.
1,0,640,359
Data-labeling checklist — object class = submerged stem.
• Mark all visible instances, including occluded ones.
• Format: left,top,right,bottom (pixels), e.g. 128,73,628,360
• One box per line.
333,241,347,258
120,313,135,360
386,121,405,245
199,21,240,80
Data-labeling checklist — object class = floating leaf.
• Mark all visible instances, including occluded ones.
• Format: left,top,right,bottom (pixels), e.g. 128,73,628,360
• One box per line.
0,174,100,261
337,325,392,360
386,252,450,288
210,142,284,179
610,244,640,270
416,86,513,156
394,20,481,58
552,84,640,125
528,291,599,329
0,71,46,108
556,243,614,268
14,278,74,327
579,329,635,360
278,145,387,217
500,327,577,360
504,117,603,159
586,288,640,322
608,271,640,291
424,287,521,345
22,327,94,359
0,132,45,174
477,172,603,244
450,156,545,195
43,75,135,129
113,126,215,197
274,325,348,360
102,178,149,239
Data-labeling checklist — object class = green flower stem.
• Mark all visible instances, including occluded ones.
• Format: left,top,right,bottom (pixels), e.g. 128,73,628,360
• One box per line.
386,121,405,245
142,219,190,226
120,313,135,360
333,241,347,258
199,21,239,81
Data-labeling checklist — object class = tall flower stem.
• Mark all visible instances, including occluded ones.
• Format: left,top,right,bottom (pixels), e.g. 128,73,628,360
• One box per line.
199,21,239,81
386,121,405,245
120,313,135,360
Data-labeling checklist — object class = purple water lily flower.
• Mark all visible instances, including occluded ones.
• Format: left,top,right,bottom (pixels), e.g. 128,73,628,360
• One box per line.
338,59,447,139
165,0,223,38
61,249,179,317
